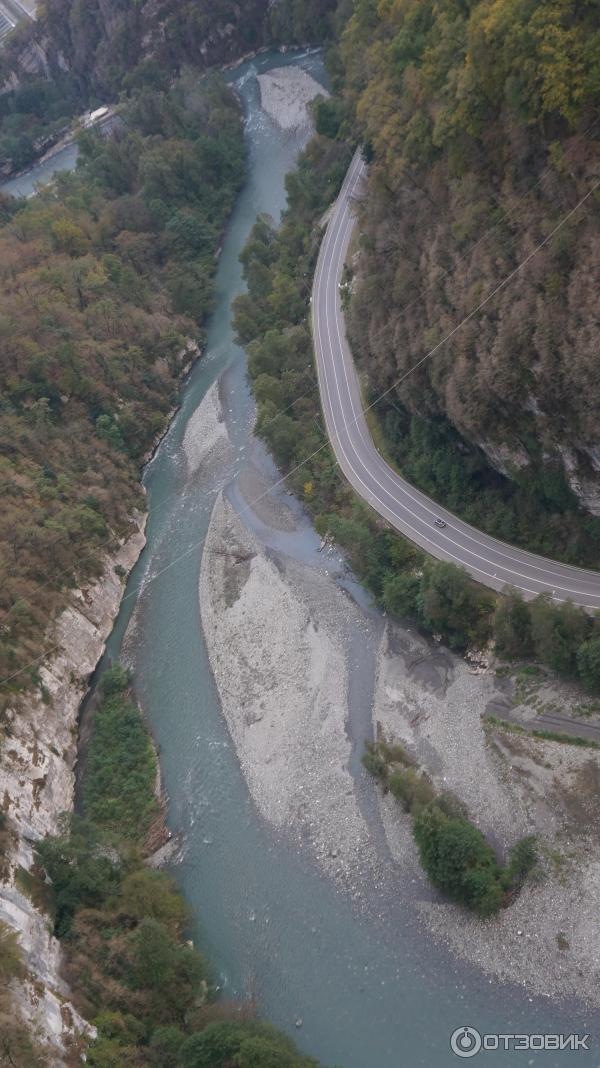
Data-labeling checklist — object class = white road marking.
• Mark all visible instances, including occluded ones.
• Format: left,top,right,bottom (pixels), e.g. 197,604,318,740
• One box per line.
311,152,600,610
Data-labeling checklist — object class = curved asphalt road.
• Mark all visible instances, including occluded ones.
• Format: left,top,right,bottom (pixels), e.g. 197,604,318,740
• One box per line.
311,151,600,610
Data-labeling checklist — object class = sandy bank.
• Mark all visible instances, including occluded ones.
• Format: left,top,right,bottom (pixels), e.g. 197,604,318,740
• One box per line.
182,378,232,477
199,493,379,884
257,66,328,130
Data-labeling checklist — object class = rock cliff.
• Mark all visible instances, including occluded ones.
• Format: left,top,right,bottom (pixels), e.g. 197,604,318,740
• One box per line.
0,514,146,1061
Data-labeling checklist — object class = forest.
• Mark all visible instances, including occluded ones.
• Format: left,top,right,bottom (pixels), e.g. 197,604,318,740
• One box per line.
0,0,339,176
339,0,600,557
235,89,600,693
0,72,245,709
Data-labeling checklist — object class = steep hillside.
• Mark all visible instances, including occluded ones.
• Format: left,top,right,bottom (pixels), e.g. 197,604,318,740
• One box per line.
0,0,338,175
340,0,600,554
0,74,244,707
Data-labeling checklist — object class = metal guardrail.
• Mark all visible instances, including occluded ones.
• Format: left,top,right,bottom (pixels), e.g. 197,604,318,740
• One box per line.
0,11,14,40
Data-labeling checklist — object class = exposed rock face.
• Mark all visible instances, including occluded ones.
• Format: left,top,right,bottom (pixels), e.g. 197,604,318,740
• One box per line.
560,445,600,516
0,0,271,99
0,513,147,1060
479,440,531,477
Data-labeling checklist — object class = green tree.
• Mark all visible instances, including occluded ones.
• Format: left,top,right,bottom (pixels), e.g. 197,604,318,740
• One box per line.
493,587,533,659
576,635,600,692
418,561,492,649
148,1026,185,1067
412,803,504,916
382,571,421,617
99,663,129,697
36,819,121,936
126,918,207,1020
119,869,187,933
530,594,589,675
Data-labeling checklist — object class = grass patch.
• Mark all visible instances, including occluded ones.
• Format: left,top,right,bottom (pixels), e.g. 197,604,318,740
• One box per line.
486,713,600,750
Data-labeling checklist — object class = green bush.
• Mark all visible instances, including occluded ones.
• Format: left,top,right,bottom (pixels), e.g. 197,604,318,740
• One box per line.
361,740,388,780
179,1021,321,1068
412,804,505,916
418,561,493,650
388,768,435,813
530,594,590,676
507,836,538,887
83,689,158,841
99,663,129,697
493,588,533,659
576,635,600,692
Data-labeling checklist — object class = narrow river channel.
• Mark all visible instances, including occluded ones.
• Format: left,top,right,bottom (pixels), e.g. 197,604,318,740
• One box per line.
9,49,599,1068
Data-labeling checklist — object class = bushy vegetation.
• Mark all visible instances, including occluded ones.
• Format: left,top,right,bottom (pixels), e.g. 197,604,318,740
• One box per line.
0,73,244,708
364,740,537,916
36,666,331,1067
493,588,600,691
340,0,600,563
236,113,600,679
82,666,159,844
0,922,48,1066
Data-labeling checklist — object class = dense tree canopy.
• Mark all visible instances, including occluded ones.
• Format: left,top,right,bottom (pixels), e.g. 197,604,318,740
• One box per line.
0,74,244,709
0,0,339,176
340,0,600,557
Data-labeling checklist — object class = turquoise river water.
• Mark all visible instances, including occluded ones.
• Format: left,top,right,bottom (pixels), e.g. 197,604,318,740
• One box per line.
7,49,599,1068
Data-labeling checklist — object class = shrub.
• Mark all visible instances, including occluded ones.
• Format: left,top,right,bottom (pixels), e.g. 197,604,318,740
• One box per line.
529,594,589,676
83,688,158,841
388,768,435,812
179,1021,319,1068
382,572,421,617
412,804,505,916
507,836,538,887
418,561,493,649
493,588,533,659
576,636,600,692
361,740,389,781
99,663,129,697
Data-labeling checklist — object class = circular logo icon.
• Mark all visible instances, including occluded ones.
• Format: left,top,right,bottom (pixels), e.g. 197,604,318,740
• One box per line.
450,1027,482,1058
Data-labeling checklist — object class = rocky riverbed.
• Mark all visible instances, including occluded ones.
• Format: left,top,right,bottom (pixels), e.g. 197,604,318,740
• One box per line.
257,65,328,130
198,392,600,1011
200,491,380,886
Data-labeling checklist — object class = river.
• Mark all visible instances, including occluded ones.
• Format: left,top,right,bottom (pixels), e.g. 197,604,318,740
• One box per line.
9,49,599,1068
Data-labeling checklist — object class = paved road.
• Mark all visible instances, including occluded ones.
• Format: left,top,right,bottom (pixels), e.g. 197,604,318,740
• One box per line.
311,150,600,610
0,0,34,39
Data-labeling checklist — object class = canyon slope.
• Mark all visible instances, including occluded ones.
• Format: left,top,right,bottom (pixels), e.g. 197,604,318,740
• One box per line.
341,0,600,521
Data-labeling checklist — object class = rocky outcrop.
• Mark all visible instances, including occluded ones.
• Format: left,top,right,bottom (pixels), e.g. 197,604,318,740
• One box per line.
0,0,271,101
0,513,147,1061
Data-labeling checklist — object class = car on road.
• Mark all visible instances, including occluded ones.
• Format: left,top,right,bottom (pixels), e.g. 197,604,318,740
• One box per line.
434,518,447,529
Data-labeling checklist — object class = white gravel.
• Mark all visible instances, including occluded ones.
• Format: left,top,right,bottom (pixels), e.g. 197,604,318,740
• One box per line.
182,379,231,477
373,624,523,843
257,66,328,131
199,493,378,884
373,619,600,1007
